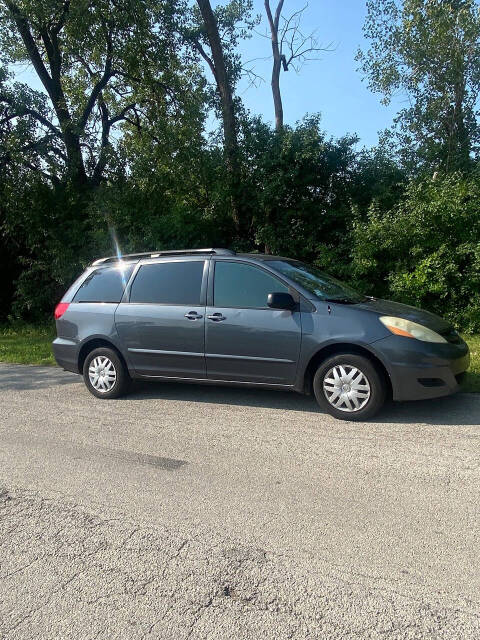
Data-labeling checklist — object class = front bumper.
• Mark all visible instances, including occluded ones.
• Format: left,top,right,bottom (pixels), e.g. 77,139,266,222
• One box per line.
372,334,470,402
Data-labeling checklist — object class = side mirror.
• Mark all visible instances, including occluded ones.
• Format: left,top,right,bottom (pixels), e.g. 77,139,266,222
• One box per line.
267,292,296,310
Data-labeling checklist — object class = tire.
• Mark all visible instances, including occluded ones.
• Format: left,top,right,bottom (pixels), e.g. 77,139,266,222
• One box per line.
83,347,130,399
313,353,386,421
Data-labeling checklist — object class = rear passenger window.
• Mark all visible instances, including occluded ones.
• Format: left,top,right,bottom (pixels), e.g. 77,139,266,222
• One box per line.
129,261,204,305
73,265,134,303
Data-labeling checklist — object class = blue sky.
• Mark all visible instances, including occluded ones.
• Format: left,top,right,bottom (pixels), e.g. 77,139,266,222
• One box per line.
233,0,403,147
13,1,402,149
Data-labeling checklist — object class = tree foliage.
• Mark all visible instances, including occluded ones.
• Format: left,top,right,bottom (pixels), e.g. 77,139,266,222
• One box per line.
358,0,480,172
0,0,202,185
0,0,479,335
351,173,480,331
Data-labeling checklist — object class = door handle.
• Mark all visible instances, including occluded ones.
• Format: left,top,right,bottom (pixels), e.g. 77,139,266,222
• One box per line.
184,311,203,320
207,313,226,322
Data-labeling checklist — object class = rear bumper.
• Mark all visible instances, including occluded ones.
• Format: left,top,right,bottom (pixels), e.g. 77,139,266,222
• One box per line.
52,338,80,374
372,335,470,401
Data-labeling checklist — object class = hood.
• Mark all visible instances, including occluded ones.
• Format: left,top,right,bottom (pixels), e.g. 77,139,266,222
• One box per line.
356,298,452,334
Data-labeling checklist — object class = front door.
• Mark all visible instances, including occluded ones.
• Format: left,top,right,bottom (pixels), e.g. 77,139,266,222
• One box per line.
205,260,302,385
115,259,207,378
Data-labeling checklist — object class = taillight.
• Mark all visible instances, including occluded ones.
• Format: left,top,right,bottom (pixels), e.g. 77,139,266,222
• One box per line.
54,302,70,319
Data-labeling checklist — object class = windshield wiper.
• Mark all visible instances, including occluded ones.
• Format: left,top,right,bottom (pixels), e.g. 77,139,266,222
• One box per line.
324,297,358,304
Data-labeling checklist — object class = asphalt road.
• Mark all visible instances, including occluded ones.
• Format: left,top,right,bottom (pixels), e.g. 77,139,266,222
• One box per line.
1,362,480,639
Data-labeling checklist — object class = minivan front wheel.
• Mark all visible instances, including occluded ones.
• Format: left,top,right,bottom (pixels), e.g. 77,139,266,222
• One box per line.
83,347,129,399
313,353,386,421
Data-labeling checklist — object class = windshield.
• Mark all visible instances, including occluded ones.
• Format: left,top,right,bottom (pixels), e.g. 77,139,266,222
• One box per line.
269,260,366,304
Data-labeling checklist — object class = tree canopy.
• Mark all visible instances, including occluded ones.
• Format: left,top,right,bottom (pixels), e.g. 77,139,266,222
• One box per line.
358,0,480,172
0,0,203,185
0,0,480,332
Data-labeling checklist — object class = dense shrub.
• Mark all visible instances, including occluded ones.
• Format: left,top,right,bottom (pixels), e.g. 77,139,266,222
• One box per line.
240,116,358,271
5,115,480,333
351,173,480,332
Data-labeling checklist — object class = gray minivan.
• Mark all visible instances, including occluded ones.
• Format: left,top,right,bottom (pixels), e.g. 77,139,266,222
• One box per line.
53,248,470,420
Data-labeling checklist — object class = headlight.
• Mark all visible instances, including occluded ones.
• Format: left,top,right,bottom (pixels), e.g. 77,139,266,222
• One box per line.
379,316,447,343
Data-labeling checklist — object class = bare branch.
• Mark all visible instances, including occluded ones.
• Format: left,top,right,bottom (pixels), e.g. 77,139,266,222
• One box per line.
285,41,334,71
263,1,333,130
279,5,308,50
264,0,284,35
251,27,272,40
279,5,334,72
265,1,286,130
241,66,265,90
273,0,284,31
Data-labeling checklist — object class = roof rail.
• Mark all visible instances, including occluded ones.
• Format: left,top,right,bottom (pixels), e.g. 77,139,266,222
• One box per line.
91,248,235,266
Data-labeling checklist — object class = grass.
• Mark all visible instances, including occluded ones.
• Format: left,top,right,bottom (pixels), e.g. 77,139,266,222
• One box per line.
462,334,480,393
0,324,56,367
0,323,479,392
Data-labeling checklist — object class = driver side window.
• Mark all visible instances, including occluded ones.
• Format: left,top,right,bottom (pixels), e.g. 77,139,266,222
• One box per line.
214,261,289,309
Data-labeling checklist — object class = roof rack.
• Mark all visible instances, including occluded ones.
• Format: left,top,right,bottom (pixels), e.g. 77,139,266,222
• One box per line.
91,248,235,266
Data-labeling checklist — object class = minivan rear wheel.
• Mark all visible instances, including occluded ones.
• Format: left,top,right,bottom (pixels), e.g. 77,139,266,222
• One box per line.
83,347,130,399
313,353,385,421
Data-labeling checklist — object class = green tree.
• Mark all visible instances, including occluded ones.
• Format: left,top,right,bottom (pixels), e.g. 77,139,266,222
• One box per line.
358,0,480,172
349,140,406,217
0,0,201,186
0,0,210,318
240,114,359,272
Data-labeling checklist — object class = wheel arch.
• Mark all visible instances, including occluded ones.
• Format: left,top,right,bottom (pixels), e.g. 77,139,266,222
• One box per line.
301,342,393,399
78,337,130,376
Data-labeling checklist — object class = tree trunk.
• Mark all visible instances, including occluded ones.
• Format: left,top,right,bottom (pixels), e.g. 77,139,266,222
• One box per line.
56,106,87,187
265,0,285,132
453,78,470,171
271,56,283,132
196,0,242,233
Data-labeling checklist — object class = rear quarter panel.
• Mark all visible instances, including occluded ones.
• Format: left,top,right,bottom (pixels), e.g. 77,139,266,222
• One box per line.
55,302,132,373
